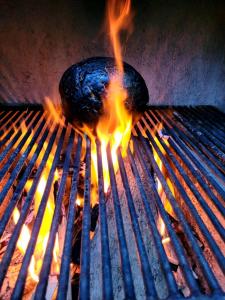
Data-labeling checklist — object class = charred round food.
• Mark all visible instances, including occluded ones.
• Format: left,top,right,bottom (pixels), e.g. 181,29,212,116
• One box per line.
59,57,149,127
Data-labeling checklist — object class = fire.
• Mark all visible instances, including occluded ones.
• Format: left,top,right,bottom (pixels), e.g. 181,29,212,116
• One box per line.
162,237,171,245
12,127,60,284
152,124,175,238
107,0,132,73
12,0,133,285
12,207,31,253
31,168,60,277
96,75,132,191
44,96,65,128
80,0,133,197
76,197,83,207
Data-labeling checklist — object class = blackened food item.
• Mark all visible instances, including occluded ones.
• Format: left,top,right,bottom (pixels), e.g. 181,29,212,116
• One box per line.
59,57,149,127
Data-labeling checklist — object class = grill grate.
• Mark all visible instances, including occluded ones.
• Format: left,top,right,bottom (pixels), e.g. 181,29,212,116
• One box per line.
0,106,224,300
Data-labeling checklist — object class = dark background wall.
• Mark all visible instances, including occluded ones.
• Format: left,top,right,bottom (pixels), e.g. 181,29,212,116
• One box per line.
0,0,224,111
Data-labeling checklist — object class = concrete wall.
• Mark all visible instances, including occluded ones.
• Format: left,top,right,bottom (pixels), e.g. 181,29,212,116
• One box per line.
0,0,224,111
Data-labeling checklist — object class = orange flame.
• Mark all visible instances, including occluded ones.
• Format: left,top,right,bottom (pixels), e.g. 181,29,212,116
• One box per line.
81,0,133,197
96,75,132,191
12,121,60,284
107,0,132,73
12,169,60,283
13,207,31,252
152,124,175,237
44,96,65,128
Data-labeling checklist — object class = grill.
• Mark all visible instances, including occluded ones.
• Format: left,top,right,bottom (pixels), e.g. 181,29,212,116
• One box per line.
0,105,224,300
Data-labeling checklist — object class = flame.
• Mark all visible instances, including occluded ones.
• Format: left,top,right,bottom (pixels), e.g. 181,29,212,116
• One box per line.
12,124,60,284
29,256,39,282
11,0,133,285
107,0,132,73
79,0,133,197
44,96,65,128
153,124,175,238
76,197,83,207
162,237,171,245
96,75,132,191
12,207,30,252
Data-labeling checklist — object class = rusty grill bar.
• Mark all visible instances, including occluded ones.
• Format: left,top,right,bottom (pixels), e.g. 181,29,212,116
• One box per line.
0,106,224,299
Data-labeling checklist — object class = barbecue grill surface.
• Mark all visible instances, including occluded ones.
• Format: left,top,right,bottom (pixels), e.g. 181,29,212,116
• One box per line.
0,105,224,300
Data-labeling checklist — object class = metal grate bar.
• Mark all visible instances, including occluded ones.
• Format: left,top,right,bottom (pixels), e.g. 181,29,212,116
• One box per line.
0,113,49,203
0,118,53,237
156,108,225,177
0,111,21,135
197,107,225,131
172,110,225,165
135,125,223,292
79,136,91,300
0,122,57,287
118,148,158,298
96,139,113,300
0,106,224,300
188,107,225,143
57,135,82,300
144,112,225,216
0,111,36,163
137,119,225,268
0,110,7,121
107,144,136,299
152,110,225,190
0,111,15,130
131,136,202,296
11,126,66,299
0,111,28,146
200,106,225,126
34,129,75,299
141,115,225,237
126,146,180,297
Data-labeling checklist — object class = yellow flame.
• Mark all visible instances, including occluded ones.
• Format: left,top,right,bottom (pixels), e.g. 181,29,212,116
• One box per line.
44,96,65,128
96,75,132,192
107,0,132,73
29,256,39,282
153,124,175,237
12,0,133,282
162,237,170,245
12,152,60,283
76,197,83,207
53,234,60,268
13,207,30,253
79,0,133,198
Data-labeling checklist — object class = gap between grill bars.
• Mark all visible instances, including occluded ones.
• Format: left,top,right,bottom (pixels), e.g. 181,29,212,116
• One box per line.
0,105,224,300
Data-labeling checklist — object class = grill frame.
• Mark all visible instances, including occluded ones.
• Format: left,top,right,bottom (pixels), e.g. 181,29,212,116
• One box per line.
0,105,224,300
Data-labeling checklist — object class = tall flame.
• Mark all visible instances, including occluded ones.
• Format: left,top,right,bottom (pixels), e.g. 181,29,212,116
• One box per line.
85,0,133,195
107,0,132,73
